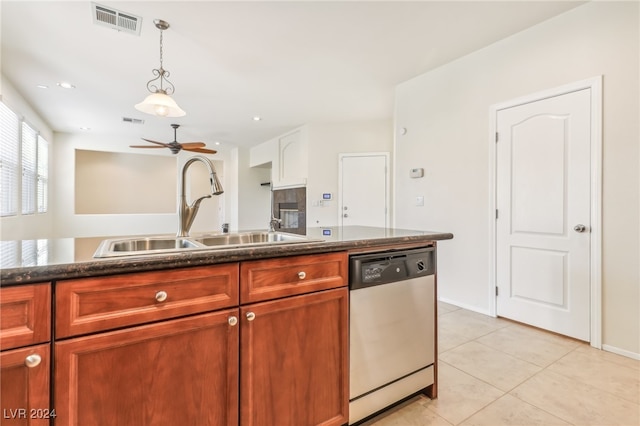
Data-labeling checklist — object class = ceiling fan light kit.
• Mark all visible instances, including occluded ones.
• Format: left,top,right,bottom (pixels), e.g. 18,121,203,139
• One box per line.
134,19,186,117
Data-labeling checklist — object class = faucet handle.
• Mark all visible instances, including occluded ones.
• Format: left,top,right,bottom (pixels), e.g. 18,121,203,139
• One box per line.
269,217,282,231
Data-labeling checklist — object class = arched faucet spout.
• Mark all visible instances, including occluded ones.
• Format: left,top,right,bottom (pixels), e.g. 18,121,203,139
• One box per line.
177,155,224,237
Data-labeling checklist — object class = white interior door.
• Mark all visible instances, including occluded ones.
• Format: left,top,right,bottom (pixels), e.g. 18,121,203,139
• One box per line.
496,88,591,341
339,154,388,228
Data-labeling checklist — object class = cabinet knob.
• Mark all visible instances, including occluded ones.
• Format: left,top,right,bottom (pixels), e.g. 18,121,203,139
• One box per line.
228,316,238,326
155,291,168,302
246,312,256,321
298,271,306,280
24,354,42,368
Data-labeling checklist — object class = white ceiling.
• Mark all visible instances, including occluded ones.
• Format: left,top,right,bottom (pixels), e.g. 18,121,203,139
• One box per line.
1,1,584,151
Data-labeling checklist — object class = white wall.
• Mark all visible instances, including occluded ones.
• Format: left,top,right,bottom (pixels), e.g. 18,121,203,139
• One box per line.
52,132,235,238
306,120,393,227
236,146,271,231
394,2,639,356
243,120,393,231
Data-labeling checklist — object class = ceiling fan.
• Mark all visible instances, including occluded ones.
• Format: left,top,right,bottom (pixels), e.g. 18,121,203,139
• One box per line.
130,124,217,155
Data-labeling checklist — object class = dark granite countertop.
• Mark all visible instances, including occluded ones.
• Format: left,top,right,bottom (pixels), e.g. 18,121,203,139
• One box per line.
0,226,453,286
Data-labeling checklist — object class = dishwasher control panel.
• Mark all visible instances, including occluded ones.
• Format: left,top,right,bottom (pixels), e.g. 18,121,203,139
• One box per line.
350,246,435,290
362,262,406,283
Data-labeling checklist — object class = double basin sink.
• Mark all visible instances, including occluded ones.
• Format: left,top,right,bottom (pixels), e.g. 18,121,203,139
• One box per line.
94,231,321,258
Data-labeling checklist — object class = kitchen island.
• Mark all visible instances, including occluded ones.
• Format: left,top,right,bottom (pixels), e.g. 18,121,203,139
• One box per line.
0,226,452,426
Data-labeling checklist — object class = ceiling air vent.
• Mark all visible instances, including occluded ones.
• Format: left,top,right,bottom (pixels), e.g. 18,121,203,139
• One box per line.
122,117,145,125
92,3,142,36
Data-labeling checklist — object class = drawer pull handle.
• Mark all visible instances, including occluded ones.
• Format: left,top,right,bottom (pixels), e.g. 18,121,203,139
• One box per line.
155,291,168,302
298,271,306,280
228,316,238,326
246,312,256,321
25,354,42,368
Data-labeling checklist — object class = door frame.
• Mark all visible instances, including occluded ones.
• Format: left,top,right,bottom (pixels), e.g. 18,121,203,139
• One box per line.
338,152,390,229
488,76,602,348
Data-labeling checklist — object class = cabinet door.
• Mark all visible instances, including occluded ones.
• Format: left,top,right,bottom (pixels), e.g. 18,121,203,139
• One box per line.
279,130,305,182
0,284,50,351
240,288,349,426
55,310,239,426
0,344,50,426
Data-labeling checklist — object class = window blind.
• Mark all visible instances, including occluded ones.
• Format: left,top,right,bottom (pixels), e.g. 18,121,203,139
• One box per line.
0,102,19,216
22,122,37,215
37,135,49,213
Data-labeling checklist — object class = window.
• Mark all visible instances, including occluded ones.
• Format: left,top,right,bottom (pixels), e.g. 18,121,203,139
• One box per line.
0,102,19,216
37,135,49,213
22,122,37,214
0,101,49,217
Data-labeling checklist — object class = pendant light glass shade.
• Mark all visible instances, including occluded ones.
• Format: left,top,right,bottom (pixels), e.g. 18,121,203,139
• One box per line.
135,19,186,118
135,92,186,117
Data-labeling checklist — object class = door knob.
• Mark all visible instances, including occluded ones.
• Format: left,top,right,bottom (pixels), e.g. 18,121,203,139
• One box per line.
574,224,587,233
343,213,349,218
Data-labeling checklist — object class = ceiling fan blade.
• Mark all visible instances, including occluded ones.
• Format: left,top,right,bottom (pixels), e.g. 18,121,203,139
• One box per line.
180,142,206,148
184,147,218,154
141,138,170,147
129,145,166,148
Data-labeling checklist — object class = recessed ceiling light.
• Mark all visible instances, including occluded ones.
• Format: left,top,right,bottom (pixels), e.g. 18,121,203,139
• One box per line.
252,116,262,121
36,84,49,89
56,82,76,89
215,142,221,146
80,127,91,131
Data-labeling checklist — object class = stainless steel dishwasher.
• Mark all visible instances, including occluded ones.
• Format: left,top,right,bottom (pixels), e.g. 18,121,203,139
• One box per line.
349,247,436,424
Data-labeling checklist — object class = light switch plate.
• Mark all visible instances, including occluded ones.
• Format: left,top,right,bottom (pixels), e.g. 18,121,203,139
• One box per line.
410,168,424,178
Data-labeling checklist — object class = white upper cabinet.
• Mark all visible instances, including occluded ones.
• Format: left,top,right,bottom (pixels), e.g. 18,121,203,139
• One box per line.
250,126,308,189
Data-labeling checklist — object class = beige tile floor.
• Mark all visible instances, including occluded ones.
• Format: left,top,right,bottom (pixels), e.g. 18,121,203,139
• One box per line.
363,302,640,426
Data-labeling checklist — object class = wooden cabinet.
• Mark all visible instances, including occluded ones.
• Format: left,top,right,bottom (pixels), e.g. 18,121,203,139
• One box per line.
3,252,351,425
240,252,347,303
55,310,239,426
240,253,349,426
0,284,52,426
56,263,239,338
240,288,349,426
0,345,51,426
54,264,240,426
0,285,50,351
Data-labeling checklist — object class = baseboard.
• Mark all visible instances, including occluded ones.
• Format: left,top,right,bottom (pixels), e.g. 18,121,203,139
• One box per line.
437,297,493,317
602,344,640,361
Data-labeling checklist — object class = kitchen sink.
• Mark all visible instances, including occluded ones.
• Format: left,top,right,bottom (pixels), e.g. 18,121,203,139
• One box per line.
93,232,320,258
110,238,200,252
194,231,307,247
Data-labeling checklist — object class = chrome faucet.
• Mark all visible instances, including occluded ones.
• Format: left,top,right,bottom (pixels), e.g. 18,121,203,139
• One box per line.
177,155,224,237
268,183,281,232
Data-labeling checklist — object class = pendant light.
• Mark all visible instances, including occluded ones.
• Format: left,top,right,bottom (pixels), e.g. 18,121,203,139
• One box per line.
135,19,186,117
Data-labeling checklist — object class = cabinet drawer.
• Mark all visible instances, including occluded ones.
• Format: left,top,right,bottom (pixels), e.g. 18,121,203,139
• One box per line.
0,284,51,351
240,252,347,303
56,263,239,338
